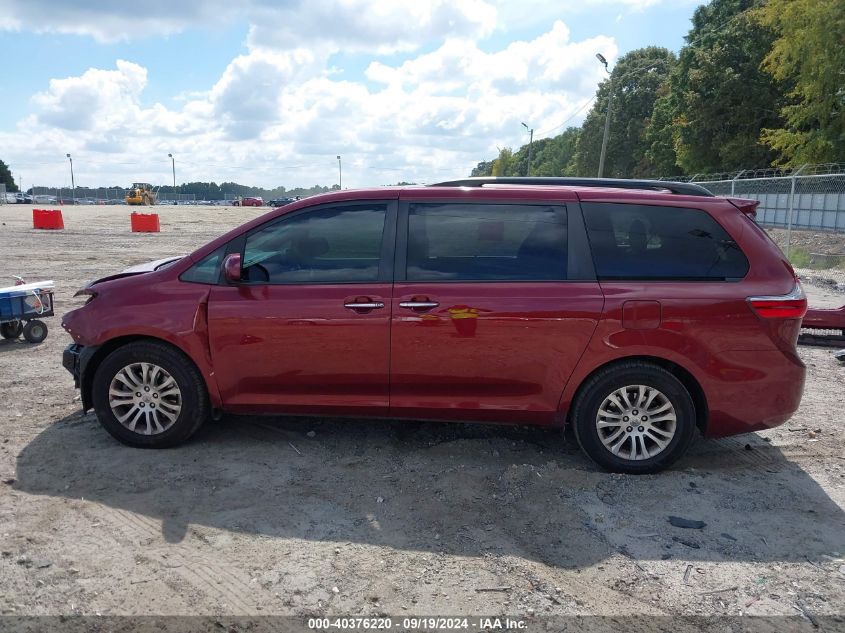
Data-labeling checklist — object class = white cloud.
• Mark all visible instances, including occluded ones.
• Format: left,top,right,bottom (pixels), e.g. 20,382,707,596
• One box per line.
1,9,619,189
0,0,234,42
366,22,610,98
247,0,497,54
32,61,148,132
0,0,496,53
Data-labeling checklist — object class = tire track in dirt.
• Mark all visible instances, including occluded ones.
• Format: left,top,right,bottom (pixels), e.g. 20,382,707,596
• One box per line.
81,503,273,613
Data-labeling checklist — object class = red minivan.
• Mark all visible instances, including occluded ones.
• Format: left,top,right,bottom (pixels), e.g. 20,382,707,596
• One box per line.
62,178,807,473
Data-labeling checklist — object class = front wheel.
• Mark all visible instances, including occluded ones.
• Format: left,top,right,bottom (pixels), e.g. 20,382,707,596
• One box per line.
571,362,697,474
92,341,209,448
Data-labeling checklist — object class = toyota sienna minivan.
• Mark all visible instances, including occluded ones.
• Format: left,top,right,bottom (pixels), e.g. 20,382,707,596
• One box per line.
62,177,807,473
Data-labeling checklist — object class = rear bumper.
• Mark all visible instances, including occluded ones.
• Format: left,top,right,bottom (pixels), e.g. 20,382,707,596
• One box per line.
704,349,806,437
803,305,845,330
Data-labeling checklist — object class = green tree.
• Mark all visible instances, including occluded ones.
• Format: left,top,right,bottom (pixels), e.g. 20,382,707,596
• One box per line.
491,148,516,176
752,0,845,165
667,0,783,173
0,160,18,193
529,128,581,176
643,82,683,177
471,160,495,177
573,47,677,178
469,128,580,178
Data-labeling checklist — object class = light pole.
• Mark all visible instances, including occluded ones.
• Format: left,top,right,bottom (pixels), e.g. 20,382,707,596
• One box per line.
66,153,75,204
337,155,342,189
168,153,176,190
595,53,613,178
521,122,534,177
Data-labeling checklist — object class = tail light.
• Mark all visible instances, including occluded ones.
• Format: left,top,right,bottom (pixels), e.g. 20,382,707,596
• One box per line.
748,283,807,319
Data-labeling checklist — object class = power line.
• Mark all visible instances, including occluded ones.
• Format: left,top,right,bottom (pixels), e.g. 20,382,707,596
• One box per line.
535,97,596,138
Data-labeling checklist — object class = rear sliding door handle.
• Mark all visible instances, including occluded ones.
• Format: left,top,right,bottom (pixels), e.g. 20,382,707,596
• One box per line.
399,301,440,310
344,301,385,310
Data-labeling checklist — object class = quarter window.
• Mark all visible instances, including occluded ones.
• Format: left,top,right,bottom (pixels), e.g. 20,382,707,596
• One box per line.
406,203,567,281
582,203,749,280
243,204,387,283
180,247,226,284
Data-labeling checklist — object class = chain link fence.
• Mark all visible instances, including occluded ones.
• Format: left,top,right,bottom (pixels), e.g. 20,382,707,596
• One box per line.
688,164,845,237
27,187,196,204
0,183,6,205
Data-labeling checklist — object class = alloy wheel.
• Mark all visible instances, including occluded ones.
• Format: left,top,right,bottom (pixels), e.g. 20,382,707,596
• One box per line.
108,362,182,435
595,385,677,461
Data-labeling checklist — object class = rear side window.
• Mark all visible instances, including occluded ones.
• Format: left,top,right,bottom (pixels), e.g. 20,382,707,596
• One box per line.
582,203,748,280
406,203,567,281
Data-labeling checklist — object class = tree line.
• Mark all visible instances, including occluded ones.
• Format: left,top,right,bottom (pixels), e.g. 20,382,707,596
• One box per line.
472,0,844,179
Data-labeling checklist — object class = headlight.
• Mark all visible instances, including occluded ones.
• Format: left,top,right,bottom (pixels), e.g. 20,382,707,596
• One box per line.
73,287,98,305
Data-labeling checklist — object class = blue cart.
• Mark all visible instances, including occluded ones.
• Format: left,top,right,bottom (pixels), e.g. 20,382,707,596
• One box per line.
0,278,55,344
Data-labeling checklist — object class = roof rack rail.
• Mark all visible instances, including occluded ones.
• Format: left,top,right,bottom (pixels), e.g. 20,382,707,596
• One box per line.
430,177,714,197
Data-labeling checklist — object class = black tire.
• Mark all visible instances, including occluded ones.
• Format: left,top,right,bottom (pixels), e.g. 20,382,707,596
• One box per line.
22,320,48,343
92,341,209,448
571,361,697,474
1,321,22,339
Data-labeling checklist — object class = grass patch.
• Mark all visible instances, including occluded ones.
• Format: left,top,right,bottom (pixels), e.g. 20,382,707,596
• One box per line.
789,246,845,270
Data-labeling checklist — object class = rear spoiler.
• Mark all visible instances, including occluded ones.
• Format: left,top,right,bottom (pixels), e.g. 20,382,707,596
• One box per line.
726,197,760,218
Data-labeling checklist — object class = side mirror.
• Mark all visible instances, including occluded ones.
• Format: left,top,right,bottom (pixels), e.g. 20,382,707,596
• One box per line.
223,253,242,283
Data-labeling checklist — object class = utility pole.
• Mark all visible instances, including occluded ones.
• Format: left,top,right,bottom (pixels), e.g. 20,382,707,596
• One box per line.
337,155,342,189
168,153,176,189
595,53,612,178
521,122,534,177
66,153,75,204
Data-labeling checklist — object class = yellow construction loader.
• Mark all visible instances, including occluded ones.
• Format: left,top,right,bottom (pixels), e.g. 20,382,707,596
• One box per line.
125,183,157,206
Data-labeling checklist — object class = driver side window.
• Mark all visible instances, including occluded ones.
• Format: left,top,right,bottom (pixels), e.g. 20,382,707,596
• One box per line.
242,204,387,284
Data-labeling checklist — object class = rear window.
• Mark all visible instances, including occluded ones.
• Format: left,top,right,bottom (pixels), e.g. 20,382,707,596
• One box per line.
582,202,748,280
406,203,567,281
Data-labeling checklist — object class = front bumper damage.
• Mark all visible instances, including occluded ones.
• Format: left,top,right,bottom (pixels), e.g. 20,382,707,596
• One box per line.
62,343,98,412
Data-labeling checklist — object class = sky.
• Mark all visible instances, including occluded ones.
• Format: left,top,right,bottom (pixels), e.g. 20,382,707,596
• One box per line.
0,0,701,191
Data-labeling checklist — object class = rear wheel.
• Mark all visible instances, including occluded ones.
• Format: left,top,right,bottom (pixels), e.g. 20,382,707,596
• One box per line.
92,341,209,448
1,321,22,339
571,361,697,474
22,320,48,343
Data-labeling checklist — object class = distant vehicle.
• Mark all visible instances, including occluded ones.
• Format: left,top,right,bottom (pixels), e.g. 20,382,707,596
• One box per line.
125,183,157,206
33,195,57,204
233,197,263,207
268,197,300,207
15,193,33,204
62,177,807,473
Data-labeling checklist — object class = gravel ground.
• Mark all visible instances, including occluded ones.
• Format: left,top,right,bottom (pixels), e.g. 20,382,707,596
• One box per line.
0,205,843,630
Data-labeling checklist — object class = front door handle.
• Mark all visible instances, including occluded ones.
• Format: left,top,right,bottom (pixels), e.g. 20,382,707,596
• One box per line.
399,301,440,311
344,301,385,310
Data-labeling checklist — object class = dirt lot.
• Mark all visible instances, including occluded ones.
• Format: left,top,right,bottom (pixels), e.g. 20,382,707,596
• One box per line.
0,205,843,630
